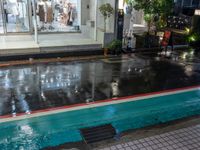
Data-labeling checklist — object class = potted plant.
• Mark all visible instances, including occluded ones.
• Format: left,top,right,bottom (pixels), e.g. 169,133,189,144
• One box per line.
99,3,114,32
187,33,200,51
103,39,122,56
108,40,123,55
99,3,114,56
132,0,173,33
188,15,200,51
103,45,109,56
127,0,173,48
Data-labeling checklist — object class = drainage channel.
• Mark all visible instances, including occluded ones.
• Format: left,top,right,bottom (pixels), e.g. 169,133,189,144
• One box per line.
80,124,117,145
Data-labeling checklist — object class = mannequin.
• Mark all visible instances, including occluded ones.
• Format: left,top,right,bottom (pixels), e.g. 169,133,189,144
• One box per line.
68,2,75,25
56,0,64,26
63,0,69,25
46,0,54,30
71,4,77,25
54,0,60,21
37,0,47,30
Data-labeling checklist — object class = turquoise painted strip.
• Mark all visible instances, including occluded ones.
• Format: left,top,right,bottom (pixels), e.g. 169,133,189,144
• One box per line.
0,90,200,149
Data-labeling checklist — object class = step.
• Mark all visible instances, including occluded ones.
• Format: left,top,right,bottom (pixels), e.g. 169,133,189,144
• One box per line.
40,44,102,53
0,48,40,56
0,49,103,62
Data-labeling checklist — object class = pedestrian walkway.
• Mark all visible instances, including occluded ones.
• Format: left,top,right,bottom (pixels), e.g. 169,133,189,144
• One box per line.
96,122,200,150
0,33,102,56
0,35,40,55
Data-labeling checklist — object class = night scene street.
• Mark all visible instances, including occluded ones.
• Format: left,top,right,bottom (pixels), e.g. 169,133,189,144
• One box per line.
1,0,200,150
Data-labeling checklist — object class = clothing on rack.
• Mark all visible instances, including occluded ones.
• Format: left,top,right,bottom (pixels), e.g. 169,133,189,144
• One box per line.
37,4,45,22
62,3,69,25
47,7,53,23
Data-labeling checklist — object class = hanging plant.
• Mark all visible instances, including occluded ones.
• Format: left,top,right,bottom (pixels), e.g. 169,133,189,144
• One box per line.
99,3,114,32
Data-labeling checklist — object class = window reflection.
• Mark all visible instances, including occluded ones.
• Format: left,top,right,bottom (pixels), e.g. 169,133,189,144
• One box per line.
4,0,30,32
36,0,80,32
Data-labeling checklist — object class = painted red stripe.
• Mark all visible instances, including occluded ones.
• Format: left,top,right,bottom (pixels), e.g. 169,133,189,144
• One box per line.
0,85,200,120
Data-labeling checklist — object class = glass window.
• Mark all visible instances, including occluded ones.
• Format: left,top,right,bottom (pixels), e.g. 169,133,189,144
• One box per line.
4,0,30,33
0,5,4,33
192,0,199,7
36,0,80,32
183,0,191,7
176,0,182,6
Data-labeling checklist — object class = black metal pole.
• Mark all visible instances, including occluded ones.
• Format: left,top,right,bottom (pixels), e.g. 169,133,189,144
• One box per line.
117,9,124,41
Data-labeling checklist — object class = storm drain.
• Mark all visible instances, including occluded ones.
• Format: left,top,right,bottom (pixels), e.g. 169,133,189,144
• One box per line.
80,124,116,144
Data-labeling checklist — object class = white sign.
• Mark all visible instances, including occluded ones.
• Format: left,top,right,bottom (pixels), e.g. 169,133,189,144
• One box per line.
195,9,200,16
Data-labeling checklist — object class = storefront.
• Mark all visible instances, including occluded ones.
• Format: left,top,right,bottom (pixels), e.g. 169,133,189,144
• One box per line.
0,0,30,34
0,0,81,35
0,0,118,51
35,0,81,32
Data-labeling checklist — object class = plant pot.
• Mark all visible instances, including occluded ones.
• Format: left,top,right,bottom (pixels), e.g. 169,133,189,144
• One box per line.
103,33,115,47
103,48,109,56
135,34,160,49
144,34,160,48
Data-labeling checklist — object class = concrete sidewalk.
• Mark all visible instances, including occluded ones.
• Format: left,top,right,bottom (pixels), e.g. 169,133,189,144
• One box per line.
0,35,40,55
0,33,102,56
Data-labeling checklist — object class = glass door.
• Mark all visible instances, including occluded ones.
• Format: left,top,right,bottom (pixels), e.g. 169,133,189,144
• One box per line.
0,0,30,34
0,3,4,33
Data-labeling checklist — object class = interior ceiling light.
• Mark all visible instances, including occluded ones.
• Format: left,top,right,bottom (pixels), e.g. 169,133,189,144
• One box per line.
118,0,124,9
195,9,200,16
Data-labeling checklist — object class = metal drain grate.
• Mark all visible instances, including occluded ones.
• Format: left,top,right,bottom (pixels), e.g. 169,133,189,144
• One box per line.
80,124,116,144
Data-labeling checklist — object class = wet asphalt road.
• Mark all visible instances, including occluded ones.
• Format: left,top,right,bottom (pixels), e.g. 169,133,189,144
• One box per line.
0,52,200,116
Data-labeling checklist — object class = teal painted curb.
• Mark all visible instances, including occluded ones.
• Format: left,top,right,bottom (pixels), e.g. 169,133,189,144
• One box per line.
0,89,200,149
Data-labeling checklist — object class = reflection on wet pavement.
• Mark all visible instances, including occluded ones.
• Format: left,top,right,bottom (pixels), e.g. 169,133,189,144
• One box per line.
1,53,200,116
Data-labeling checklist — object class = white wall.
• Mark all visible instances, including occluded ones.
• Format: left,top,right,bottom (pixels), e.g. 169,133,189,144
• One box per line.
80,0,116,43
123,8,147,34
96,0,116,44
96,0,116,33
81,0,96,38
81,0,90,25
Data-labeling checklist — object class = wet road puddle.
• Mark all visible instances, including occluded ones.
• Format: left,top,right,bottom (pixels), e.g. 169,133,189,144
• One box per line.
0,53,200,117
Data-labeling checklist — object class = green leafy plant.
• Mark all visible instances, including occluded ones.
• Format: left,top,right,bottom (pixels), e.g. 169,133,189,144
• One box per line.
107,40,122,53
184,28,200,50
186,33,200,43
126,0,173,33
144,14,154,34
99,3,114,32
103,39,122,56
